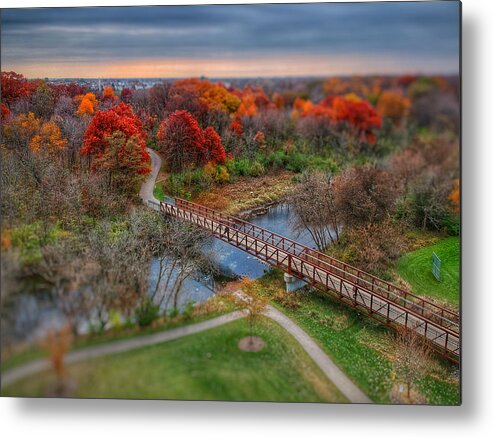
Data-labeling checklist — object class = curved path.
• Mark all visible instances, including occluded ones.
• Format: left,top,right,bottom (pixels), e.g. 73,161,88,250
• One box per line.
139,147,162,206
1,305,370,403
265,305,371,403
1,149,372,403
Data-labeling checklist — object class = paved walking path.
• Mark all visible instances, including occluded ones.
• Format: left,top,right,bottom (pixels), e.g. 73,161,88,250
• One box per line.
139,148,162,205
1,311,244,388
265,305,371,403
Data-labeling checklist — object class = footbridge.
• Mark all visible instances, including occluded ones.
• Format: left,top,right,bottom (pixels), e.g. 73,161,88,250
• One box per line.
149,197,460,363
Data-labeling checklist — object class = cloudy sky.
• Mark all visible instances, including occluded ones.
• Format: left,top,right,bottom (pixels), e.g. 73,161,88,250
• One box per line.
1,2,460,79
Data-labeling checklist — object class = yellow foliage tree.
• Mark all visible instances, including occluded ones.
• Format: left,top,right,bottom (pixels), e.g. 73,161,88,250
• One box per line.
29,121,67,154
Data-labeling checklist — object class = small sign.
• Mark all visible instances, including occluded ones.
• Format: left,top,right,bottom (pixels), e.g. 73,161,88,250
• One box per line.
432,252,441,282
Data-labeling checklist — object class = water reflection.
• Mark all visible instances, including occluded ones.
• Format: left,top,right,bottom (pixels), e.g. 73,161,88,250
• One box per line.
148,203,318,310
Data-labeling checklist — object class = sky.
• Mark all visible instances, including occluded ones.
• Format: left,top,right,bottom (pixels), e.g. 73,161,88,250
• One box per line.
0,2,460,79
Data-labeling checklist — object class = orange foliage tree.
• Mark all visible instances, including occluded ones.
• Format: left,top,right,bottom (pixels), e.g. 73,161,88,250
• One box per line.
323,77,350,96
291,97,314,120
376,91,411,125
253,131,266,150
449,179,460,213
76,92,98,116
236,90,258,117
30,121,67,154
102,86,117,102
171,78,240,114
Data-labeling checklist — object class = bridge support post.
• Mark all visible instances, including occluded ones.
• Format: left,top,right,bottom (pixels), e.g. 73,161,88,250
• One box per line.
284,273,306,293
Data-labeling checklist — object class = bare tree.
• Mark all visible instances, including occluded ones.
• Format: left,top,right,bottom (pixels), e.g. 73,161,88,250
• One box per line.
36,238,95,333
142,216,216,312
290,171,340,251
237,286,267,345
0,248,23,352
333,164,400,228
392,326,432,401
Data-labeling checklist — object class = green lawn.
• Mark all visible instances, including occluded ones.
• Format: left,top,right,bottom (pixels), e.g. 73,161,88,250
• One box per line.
2,317,347,403
153,181,165,201
245,270,460,405
396,236,460,307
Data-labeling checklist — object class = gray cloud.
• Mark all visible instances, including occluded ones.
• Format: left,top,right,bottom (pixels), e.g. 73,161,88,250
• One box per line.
1,2,460,73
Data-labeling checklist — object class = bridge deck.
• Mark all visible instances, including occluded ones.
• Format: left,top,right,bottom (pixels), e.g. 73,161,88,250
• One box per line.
155,197,460,363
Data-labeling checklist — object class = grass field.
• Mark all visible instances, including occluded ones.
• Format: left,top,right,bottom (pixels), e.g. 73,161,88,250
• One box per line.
2,317,347,403
244,270,460,405
153,181,165,201
396,236,460,307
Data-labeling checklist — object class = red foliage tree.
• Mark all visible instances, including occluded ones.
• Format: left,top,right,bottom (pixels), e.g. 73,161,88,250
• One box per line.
229,118,243,137
121,88,133,103
157,110,205,172
203,126,226,165
1,71,30,104
1,103,11,122
81,102,150,174
300,95,381,145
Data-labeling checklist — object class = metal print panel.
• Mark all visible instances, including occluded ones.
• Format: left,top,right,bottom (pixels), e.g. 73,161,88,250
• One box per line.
0,1,461,405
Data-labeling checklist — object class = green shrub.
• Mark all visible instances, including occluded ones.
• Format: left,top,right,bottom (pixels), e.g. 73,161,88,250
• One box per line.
231,159,265,177
10,221,66,263
135,298,160,327
166,168,213,197
182,301,196,320
441,213,460,236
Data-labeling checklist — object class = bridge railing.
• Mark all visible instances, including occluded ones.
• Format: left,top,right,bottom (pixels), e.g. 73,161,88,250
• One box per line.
170,197,459,333
161,198,459,360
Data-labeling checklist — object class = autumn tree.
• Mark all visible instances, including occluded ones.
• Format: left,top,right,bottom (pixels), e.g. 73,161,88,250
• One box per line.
334,164,399,227
94,131,150,194
40,325,74,395
229,118,243,137
202,126,226,165
1,103,11,122
376,91,411,125
290,172,340,251
81,103,150,180
1,71,30,105
76,92,98,117
29,121,68,155
31,82,55,119
102,85,117,102
291,97,313,120
449,179,460,213
253,130,266,151
237,282,267,347
236,88,258,117
121,87,133,103
157,110,205,172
